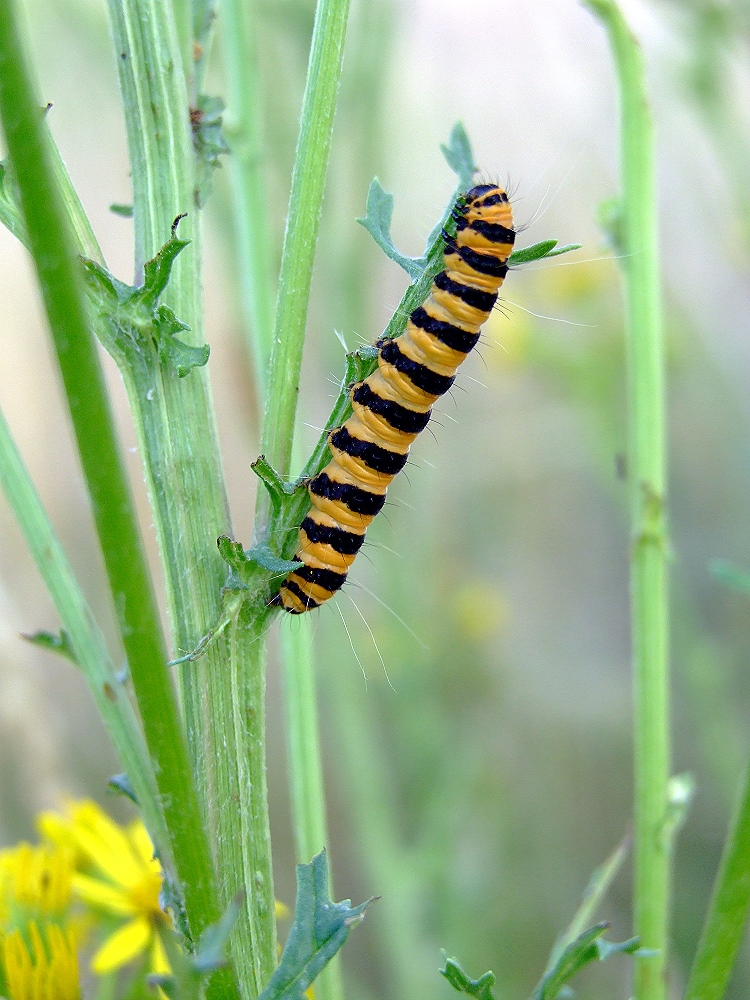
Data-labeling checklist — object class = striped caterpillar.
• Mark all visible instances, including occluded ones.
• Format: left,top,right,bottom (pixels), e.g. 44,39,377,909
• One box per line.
272,183,515,614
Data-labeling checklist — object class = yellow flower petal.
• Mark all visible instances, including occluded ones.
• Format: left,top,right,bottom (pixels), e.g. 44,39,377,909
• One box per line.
42,801,145,890
45,924,80,999
72,873,135,916
0,842,73,917
90,915,151,974
150,930,171,975
2,921,81,1000
128,820,159,872
36,812,73,851
68,806,144,888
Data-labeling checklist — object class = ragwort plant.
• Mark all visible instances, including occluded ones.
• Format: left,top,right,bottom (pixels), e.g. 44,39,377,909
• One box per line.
1,0,750,997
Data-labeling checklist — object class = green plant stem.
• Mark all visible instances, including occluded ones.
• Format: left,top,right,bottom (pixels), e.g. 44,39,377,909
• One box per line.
0,0,226,971
684,757,750,1000
259,0,352,493
249,6,355,983
106,0,275,995
220,0,276,396
583,4,669,999
0,406,169,865
281,618,344,1000
0,125,103,261
282,620,328,864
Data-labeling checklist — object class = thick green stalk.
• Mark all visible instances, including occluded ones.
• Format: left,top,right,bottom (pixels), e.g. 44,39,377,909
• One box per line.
105,0,275,995
0,0,224,967
684,758,750,1000
220,0,276,395
259,0,352,489
582,4,669,999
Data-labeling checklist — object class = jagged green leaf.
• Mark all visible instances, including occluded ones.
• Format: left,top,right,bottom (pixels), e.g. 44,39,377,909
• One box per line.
251,456,305,521
22,628,77,664
216,534,250,576
80,227,210,379
157,314,210,377
138,222,191,308
440,955,497,1000
531,923,640,1000
193,94,230,208
356,179,425,279
259,851,372,1000
107,772,137,803
711,559,750,596
357,125,479,281
421,123,477,250
440,122,477,190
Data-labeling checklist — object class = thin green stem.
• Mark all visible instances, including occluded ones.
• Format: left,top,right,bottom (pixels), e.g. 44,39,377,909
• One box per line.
684,757,750,1000
582,4,669,999
259,0,352,491
220,0,276,397
0,125,103,262
281,619,344,1000
281,620,328,864
0,406,169,867
0,0,224,968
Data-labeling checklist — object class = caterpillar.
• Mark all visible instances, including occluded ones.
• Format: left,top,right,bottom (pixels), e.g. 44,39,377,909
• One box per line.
272,183,515,614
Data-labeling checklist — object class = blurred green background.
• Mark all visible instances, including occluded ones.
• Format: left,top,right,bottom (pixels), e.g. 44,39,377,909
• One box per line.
2,0,750,997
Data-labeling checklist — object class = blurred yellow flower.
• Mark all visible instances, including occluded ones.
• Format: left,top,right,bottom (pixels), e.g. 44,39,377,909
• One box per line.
2,921,80,1000
0,840,82,998
451,580,510,640
38,800,169,977
0,842,73,926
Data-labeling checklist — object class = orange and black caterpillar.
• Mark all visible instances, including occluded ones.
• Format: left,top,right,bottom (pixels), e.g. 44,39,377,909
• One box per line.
272,183,515,614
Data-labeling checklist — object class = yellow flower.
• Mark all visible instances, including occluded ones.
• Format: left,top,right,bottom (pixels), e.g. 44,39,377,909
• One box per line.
0,842,73,928
38,800,169,976
2,921,80,1000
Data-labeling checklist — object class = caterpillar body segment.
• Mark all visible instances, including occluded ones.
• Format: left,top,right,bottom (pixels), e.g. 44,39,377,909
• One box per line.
272,183,515,614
